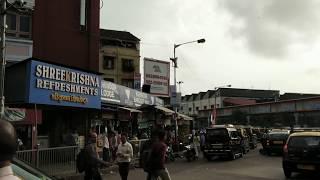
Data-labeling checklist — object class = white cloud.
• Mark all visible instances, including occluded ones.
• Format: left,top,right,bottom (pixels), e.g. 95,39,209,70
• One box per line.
101,0,320,95
219,0,320,58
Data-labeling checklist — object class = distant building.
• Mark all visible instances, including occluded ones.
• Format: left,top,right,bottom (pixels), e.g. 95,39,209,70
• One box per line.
279,93,320,101
180,88,280,116
100,29,140,88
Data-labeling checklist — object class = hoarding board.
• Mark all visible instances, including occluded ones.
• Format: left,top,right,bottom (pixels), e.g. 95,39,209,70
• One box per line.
144,58,170,96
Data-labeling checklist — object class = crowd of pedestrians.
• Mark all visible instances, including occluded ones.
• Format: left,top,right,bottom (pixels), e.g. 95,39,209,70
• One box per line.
81,127,174,180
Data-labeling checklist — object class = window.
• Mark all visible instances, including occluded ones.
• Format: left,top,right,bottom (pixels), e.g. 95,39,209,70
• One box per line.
189,107,192,112
122,59,134,72
6,13,32,39
211,105,214,109
230,131,239,138
204,106,207,110
196,107,199,111
104,78,114,82
103,56,115,69
122,79,134,88
181,107,183,110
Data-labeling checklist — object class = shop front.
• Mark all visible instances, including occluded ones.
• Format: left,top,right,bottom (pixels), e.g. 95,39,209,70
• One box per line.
5,58,101,149
100,80,164,139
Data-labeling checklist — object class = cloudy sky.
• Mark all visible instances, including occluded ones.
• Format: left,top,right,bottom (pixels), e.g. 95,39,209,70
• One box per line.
100,0,320,95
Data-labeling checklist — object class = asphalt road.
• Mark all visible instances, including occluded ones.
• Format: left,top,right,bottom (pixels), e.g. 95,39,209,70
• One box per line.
102,147,320,180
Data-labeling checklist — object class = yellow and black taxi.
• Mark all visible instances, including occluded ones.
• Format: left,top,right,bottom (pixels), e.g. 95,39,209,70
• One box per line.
203,124,243,161
282,130,320,178
263,129,290,155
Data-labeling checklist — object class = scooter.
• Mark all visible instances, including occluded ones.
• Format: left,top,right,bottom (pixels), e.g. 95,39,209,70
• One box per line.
183,144,196,162
165,146,175,162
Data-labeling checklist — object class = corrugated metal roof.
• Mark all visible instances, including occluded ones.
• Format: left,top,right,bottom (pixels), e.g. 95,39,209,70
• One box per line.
100,29,140,42
218,88,279,99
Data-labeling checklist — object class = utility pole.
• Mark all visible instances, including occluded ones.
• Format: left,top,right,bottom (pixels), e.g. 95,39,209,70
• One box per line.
170,38,205,153
0,0,27,118
0,0,7,118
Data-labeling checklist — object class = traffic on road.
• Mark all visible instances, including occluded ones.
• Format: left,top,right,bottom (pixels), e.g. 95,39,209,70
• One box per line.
100,125,320,180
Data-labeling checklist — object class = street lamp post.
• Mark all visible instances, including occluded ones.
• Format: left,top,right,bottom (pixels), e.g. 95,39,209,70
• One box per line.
170,38,205,151
0,0,27,118
212,84,231,126
177,81,183,92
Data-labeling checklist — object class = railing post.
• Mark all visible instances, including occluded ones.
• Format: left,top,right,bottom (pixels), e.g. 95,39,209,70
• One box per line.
36,144,40,168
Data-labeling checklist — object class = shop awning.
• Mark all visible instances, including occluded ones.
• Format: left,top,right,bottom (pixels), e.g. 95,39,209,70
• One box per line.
119,107,142,113
154,106,175,115
177,113,193,121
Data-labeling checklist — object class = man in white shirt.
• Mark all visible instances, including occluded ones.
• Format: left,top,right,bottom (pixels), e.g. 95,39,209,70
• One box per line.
116,133,133,180
0,120,20,180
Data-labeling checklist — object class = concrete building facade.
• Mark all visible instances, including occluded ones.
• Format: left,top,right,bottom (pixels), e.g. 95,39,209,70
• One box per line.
99,29,140,88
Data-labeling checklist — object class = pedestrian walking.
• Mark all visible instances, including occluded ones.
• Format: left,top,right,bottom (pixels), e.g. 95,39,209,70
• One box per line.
103,131,110,162
193,132,201,158
146,129,171,180
200,131,206,151
116,132,133,180
110,132,118,162
84,132,109,180
0,119,20,180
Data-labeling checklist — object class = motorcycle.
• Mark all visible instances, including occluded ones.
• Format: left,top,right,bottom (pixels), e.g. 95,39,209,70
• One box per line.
165,146,175,162
183,144,196,162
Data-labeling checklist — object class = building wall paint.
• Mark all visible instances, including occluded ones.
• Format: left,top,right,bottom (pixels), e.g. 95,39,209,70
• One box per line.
33,0,100,71
99,46,140,85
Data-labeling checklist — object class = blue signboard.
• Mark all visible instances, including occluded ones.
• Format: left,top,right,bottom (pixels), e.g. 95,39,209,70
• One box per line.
27,60,101,109
101,80,164,107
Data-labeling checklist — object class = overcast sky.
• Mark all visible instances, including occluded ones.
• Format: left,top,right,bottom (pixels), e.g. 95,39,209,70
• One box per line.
100,0,320,95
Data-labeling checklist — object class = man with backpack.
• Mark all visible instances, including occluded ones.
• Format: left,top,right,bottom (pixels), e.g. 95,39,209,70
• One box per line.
146,129,171,180
78,132,109,180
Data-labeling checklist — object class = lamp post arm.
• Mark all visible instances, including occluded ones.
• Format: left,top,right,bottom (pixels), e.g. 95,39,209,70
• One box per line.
174,40,198,49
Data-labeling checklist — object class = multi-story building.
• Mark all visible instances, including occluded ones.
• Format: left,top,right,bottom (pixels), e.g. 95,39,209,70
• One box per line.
5,0,34,64
100,29,140,88
33,0,100,71
4,0,101,150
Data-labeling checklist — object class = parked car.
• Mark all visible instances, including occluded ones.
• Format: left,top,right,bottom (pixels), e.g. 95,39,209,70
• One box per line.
12,158,54,180
203,124,243,161
282,130,320,178
264,130,290,155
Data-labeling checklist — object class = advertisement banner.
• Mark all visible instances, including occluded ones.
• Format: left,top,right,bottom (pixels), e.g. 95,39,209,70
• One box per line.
144,58,170,96
101,80,164,108
27,60,101,109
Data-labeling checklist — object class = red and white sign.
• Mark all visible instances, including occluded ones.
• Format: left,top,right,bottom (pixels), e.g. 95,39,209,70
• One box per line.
144,58,170,96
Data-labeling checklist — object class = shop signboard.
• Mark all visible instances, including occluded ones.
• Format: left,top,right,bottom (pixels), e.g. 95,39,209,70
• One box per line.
101,80,164,108
144,57,170,96
27,60,101,109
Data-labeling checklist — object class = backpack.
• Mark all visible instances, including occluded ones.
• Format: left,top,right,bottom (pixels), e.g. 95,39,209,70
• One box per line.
76,149,86,173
